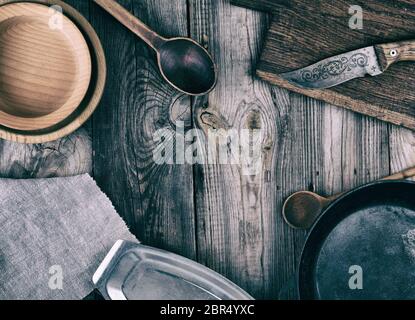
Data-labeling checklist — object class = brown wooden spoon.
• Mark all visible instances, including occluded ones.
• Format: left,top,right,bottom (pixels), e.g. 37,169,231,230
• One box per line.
94,0,217,96
283,166,415,229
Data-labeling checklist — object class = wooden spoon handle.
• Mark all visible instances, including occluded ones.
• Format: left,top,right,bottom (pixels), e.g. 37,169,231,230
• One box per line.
326,165,415,202
375,40,415,70
94,0,166,51
382,166,415,180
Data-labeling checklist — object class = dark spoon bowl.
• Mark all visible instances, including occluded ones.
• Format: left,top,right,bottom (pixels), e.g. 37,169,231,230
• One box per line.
158,38,217,96
94,0,217,96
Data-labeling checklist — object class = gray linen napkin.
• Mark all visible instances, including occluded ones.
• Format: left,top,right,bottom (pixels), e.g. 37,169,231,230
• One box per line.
0,174,137,300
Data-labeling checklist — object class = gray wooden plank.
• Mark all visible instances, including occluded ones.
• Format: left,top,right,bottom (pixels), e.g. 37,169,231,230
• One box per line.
321,109,390,195
189,0,288,299
89,0,196,259
0,128,92,178
273,92,324,299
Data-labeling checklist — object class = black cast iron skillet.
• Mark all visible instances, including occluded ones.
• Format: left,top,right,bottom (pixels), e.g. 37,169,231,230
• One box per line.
298,180,415,300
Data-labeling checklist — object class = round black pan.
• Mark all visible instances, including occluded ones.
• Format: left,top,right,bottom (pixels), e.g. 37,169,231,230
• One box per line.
298,180,415,300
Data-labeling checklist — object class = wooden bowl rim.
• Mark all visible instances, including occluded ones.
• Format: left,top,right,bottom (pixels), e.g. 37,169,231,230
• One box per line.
0,3,92,131
0,0,106,143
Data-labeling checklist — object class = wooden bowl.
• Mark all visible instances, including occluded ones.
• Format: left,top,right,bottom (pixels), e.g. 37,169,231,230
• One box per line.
0,0,106,143
0,2,91,131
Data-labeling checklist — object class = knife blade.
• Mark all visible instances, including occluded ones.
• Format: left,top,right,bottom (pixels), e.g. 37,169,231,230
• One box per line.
279,41,415,89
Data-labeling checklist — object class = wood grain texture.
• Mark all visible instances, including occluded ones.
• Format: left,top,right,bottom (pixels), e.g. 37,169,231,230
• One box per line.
390,127,415,182
0,128,92,178
190,0,291,299
90,0,196,258
229,0,287,12
231,0,415,130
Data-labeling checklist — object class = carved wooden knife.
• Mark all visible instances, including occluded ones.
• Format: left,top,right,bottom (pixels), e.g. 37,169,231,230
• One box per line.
280,41,415,89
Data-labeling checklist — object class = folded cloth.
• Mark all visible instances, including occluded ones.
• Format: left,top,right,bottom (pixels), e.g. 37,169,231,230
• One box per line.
0,174,137,300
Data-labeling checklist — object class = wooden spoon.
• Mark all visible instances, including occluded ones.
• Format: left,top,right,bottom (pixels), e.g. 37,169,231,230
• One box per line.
94,0,217,96
283,166,415,229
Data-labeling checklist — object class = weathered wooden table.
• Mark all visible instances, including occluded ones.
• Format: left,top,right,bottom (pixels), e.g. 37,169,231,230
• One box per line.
2,0,414,299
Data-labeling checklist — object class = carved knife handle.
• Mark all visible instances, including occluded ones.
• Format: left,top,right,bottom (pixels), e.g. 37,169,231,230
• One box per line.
375,40,415,71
